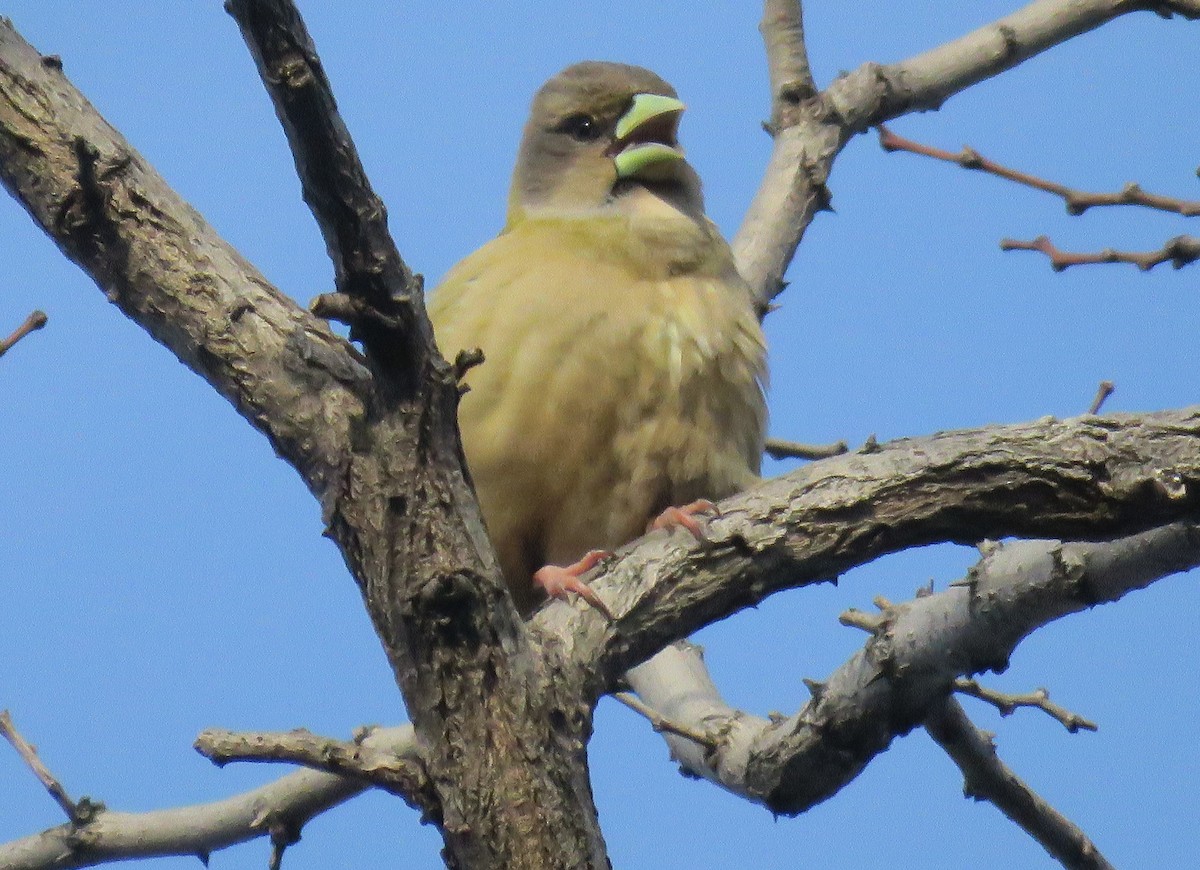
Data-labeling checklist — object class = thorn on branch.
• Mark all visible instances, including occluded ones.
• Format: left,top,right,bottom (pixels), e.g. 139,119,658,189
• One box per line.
802,678,825,700
764,436,849,461
0,309,48,359
1001,234,1200,272
954,679,1098,733
1087,380,1115,415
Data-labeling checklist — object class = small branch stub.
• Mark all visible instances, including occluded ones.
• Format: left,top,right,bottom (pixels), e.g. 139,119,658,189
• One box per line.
764,436,849,461
0,309,48,359
1087,381,1115,415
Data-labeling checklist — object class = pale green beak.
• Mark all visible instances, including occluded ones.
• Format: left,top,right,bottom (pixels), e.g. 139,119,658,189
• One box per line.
612,92,686,180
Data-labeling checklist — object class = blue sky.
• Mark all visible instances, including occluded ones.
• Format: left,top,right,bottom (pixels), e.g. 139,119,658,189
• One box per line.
2,3,1198,868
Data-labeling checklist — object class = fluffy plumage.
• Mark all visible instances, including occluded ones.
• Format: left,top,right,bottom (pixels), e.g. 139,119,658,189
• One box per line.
429,61,767,614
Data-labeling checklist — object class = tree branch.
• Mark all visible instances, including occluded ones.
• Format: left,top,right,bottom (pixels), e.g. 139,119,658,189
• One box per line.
194,727,437,816
533,409,1200,684
223,4,607,867
0,725,414,870
926,698,1115,870
0,711,89,826
734,0,1200,308
878,125,1200,217
623,523,1200,815
952,680,1098,733
1001,234,1200,272
224,0,429,377
0,20,368,503
0,310,47,359
760,0,817,134
764,435,849,461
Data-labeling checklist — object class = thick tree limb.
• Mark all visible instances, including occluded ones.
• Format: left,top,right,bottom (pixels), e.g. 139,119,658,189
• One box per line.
926,698,1115,870
624,523,1200,815
535,409,1200,685
760,0,816,134
223,4,606,868
0,20,368,501
734,0,1200,307
224,0,426,374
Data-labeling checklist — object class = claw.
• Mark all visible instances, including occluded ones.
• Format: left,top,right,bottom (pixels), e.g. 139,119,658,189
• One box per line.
532,549,614,621
647,499,719,541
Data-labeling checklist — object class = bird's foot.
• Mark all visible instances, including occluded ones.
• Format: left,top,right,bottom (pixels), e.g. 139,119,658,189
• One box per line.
647,499,719,541
533,550,614,621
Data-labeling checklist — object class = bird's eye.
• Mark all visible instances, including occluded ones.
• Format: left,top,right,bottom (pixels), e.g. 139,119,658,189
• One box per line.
556,113,600,142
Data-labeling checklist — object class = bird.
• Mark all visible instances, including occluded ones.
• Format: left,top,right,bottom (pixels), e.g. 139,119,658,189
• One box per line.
428,61,767,616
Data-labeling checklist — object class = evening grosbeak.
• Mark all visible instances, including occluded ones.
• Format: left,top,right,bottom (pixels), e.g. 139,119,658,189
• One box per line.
429,62,767,615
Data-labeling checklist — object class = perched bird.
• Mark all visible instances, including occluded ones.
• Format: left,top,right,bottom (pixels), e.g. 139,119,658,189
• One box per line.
429,61,767,615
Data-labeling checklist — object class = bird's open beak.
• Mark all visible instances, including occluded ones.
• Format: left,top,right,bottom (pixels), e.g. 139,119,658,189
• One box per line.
611,93,685,180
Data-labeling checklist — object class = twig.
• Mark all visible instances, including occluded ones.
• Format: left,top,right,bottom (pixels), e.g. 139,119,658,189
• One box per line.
954,679,1098,733
764,436,849,461
878,126,1200,217
0,309,48,359
1000,234,1200,272
194,727,436,815
926,698,1115,870
1087,381,1115,415
612,692,718,751
0,709,87,824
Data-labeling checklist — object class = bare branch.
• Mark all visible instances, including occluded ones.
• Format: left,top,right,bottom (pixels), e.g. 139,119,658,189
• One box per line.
760,0,817,134
0,310,47,359
224,0,431,377
0,726,416,870
764,436,849,461
625,524,1200,815
611,692,718,750
0,18,368,501
537,409,1200,682
195,727,437,816
735,0,1200,307
926,699,1115,870
0,710,88,825
1001,234,1200,272
953,680,1098,733
878,125,1200,217
1088,381,1115,416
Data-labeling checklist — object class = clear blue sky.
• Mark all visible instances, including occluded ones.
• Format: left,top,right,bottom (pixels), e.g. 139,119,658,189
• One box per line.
2,3,1198,868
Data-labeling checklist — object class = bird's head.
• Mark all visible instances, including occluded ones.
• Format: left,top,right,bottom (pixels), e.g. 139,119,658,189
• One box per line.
506,61,703,227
